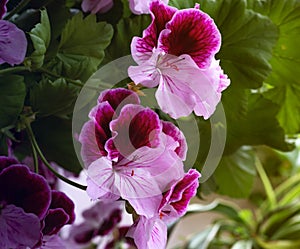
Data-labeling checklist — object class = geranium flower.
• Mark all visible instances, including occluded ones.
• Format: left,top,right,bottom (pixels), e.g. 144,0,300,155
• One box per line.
129,0,169,14
127,169,200,248
0,1,27,66
81,0,114,14
0,156,75,248
129,1,230,119
79,88,187,217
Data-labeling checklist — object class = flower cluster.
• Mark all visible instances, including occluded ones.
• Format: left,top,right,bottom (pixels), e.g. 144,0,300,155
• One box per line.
128,1,230,119
79,88,200,248
0,156,75,249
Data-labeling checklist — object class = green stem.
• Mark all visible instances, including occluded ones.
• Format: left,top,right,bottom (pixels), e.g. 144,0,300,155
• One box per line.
4,0,32,20
30,138,39,173
255,157,276,208
25,121,87,191
0,66,28,75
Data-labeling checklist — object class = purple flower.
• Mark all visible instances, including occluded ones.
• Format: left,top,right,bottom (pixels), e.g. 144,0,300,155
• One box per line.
0,20,27,66
0,156,76,248
79,88,187,217
81,0,114,14
127,216,167,249
129,1,230,119
158,169,200,223
129,0,169,15
0,156,51,248
68,201,123,245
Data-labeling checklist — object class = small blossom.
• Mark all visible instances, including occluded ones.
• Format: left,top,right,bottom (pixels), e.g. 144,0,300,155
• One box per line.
81,0,114,14
129,0,169,15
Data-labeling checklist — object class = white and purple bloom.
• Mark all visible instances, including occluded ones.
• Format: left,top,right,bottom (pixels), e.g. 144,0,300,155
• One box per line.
79,88,187,217
81,0,114,14
0,156,75,249
129,0,169,15
0,1,27,66
128,1,230,119
127,169,200,248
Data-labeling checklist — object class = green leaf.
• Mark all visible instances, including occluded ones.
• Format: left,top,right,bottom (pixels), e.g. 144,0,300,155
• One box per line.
213,147,256,198
227,94,292,152
169,0,278,89
0,75,26,129
104,14,151,63
26,10,51,69
30,78,78,117
32,116,82,174
45,13,113,82
247,0,300,133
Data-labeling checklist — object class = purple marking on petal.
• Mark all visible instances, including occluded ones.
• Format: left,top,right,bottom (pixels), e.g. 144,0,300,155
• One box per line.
0,156,19,173
131,1,177,64
127,216,167,249
162,121,187,161
0,165,51,219
0,0,8,19
79,102,114,166
81,0,114,14
0,20,27,66
98,88,140,111
40,235,67,249
0,204,41,249
158,8,221,69
109,104,162,158
159,169,200,223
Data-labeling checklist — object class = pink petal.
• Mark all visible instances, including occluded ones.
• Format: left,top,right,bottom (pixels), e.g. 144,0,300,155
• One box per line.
159,169,200,223
158,7,221,69
79,102,114,166
109,104,162,158
0,204,41,249
131,1,176,63
81,0,114,14
0,20,27,66
162,121,187,160
98,88,140,112
127,216,167,249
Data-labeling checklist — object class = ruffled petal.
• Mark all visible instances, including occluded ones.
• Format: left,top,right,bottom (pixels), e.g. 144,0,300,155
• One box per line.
86,157,120,200
127,216,167,249
39,235,67,249
98,88,140,111
158,7,221,68
0,156,19,173
131,1,176,63
0,204,41,249
109,104,162,158
0,165,51,219
162,121,187,160
0,20,27,66
159,169,200,223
